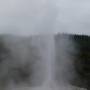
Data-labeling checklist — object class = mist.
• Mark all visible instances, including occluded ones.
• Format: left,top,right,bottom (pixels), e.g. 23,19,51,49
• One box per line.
0,34,86,90
0,0,89,90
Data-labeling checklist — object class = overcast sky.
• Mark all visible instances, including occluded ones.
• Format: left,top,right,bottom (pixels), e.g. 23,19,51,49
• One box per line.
0,0,90,35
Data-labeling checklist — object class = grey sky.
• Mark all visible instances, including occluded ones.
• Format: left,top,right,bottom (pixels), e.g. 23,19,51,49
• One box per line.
0,0,90,35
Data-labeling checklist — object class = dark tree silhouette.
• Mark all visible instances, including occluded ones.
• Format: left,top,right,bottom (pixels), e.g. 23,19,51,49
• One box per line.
71,34,90,90
0,37,10,63
0,36,11,89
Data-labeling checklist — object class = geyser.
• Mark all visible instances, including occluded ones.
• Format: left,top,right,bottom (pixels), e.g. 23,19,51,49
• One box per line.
42,34,55,89
31,34,76,90
31,34,56,90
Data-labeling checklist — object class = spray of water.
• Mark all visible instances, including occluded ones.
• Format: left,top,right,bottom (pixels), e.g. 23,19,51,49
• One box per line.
41,34,55,89
0,34,83,90
29,34,77,90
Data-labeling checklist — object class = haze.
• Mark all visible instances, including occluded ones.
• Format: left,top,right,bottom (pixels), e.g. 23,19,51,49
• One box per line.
0,0,90,35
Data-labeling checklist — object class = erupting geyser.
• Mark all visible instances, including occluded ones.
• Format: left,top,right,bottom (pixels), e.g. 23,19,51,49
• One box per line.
31,34,56,90
42,34,55,89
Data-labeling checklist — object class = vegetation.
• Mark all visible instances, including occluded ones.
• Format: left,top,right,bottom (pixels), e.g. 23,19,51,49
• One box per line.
71,34,90,90
0,36,11,89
